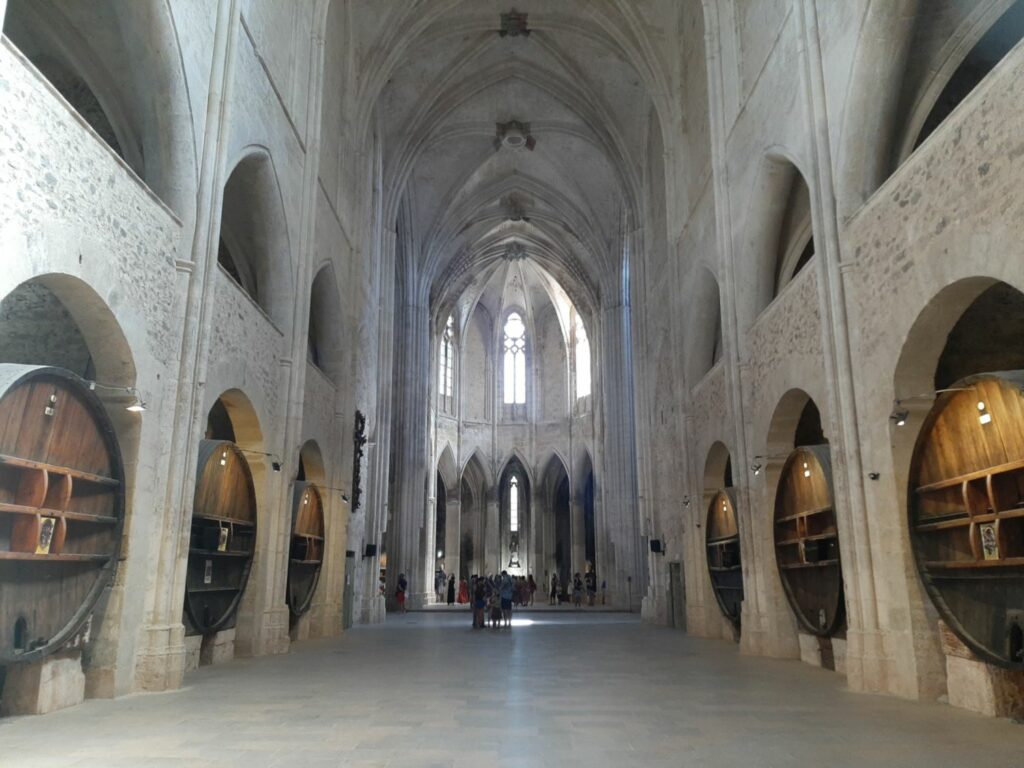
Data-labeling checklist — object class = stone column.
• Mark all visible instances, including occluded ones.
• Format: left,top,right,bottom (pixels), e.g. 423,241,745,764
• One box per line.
445,497,461,590
387,259,431,607
357,229,395,625
570,495,586,578
485,487,500,575
133,0,240,693
599,300,644,609
0,0,8,31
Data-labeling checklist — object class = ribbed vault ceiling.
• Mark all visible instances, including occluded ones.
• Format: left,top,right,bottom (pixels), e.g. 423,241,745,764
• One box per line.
359,0,667,316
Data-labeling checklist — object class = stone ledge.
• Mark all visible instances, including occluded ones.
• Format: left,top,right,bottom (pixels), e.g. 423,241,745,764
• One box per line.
0,651,85,716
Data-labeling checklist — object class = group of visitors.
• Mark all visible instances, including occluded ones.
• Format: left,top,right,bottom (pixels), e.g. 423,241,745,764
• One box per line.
466,571,537,628
548,570,600,606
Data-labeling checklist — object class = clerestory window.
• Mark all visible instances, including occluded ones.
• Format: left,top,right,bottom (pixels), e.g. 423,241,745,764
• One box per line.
503,312,527,405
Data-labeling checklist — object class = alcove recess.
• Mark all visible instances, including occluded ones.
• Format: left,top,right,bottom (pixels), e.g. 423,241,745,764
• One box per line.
705,489,742,629
184,440,256,636
909,372,1024,668
773,446,844,636
0,365,125,664
287,482,324,620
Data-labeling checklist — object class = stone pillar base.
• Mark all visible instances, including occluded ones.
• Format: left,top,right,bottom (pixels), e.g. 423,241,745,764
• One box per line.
940,620,1024,718
184,635,203,673
361,595,386,625
133,623,187,692
0,651,85,716
200,628,235,667
290,614,310,642
797,632,843,673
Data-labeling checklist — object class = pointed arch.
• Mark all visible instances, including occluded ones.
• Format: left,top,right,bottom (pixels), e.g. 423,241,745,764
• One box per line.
436,443,458,494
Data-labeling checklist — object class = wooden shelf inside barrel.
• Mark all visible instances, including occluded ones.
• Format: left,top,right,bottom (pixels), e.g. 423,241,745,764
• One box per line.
183,440,257,636
705,489,743,629
773,445,844,637
909,372,1024,668
287,482,325,620
0,365,125,665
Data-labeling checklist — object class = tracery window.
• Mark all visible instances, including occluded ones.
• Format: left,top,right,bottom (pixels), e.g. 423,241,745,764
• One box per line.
503,312,527,405
574,312,591,400
439,315,455,413
509,475,520,533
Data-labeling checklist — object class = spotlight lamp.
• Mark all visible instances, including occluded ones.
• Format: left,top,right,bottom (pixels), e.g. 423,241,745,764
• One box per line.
237,447,283,472
890,387,970,428
88,381,147,412
750,463,762,476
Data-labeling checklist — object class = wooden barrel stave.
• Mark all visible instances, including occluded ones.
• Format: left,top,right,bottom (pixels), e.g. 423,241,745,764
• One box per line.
287,482,324,619
910,372,1024,668
0,364,124,665
183,440,257,636
773,445,844,637
705,488,743,628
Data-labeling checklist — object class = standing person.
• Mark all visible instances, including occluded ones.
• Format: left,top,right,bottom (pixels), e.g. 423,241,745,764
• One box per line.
549,572,559,605
396,573,408,613
458,577,469,604
527,574,537,606
447,574,456,605
472,576,486,628
572,572,583,608
499,570,514,627
435,568,446,603
585,570,596,606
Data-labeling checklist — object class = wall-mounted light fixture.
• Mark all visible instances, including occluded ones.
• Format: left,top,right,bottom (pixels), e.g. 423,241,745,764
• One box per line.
891,388,971,428
750,463,762,476
890,409,908,427
237,447,283,472
868,472,880,481
88,381,146,412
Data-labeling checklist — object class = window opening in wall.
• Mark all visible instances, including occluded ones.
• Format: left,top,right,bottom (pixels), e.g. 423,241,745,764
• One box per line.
913,0,1024,151
503,312,527,405
509,475,519,533
217,237,245,289
439,315,455,412
574,312,591,399
13,617,28,653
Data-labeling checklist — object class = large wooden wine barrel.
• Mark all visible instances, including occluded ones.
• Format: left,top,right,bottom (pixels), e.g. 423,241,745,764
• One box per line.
184,440,257,636
706,489,743,628
288,482,325,619
773,445,844,636
0,365,125,665
909,372,1024,669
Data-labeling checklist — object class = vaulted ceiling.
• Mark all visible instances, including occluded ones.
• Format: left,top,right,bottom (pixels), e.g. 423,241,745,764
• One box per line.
356,0,671,318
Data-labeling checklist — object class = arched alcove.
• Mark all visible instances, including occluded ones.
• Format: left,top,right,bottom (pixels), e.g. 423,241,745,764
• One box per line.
894,278,1024,681
219,151,294,334
685,265,724,384
540,454,571,592
703,441,742,634
3,0,194,212
307,264,344,380
498,455,530,575
578,451,596,574
742,156,816,331
902,1,1024,160
188,390,264,650
459,451,490,579
0,275,139,493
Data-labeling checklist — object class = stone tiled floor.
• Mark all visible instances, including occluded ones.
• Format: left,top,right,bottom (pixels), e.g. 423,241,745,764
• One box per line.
3,613,1024,767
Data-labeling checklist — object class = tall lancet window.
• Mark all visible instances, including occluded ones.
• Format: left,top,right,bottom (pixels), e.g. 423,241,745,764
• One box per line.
509,475,520,533
574,312,591,400
439,315,455,413
503,312,527,405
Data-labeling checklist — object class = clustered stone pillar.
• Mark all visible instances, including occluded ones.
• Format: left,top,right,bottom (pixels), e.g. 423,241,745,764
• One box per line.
444,495,461,594
600,300,644,609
